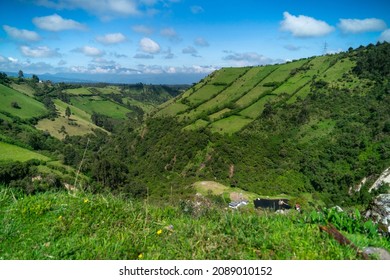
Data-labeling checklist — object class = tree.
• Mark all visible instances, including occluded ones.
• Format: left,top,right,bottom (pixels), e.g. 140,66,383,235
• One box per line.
65,106,71,119
18,70,24,79
32,74,39,83
11,101,21,109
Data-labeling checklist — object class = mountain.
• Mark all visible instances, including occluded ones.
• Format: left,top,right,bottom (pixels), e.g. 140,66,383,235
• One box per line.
79,42,390,206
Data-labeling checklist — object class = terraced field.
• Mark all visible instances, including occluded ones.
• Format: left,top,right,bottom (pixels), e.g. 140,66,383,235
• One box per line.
156,53,363,134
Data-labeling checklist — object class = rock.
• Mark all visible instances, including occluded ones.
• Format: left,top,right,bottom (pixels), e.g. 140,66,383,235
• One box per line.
365,194,390,234
369,167,390,192
362,247,390,260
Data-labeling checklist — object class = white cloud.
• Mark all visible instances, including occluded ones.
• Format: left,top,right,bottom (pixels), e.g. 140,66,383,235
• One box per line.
20,46,61,58
194,37,209,47
338,18,387,34
96,33,126,44
132,25,153,34
72,46,105,57
33,14,86,31
280,11,334,37
379,29,390,42
139,37,160,54
223,51,281,66
191,5,204,14
3,25,41,41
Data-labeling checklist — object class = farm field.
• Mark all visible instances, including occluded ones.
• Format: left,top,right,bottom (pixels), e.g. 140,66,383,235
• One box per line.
70,96,131,119
0,141,50,162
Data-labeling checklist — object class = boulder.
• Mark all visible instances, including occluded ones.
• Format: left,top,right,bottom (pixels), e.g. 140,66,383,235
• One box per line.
365,194,390,234
362,247,390,260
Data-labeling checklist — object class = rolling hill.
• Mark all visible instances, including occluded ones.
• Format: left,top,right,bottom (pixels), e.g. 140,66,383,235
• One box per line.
154,50,374,134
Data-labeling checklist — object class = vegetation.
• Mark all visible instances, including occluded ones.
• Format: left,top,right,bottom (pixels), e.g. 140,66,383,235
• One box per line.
0,42,390,260
1,187,388,260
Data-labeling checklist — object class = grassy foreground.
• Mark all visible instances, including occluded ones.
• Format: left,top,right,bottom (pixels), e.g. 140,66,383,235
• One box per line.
1,187,388,260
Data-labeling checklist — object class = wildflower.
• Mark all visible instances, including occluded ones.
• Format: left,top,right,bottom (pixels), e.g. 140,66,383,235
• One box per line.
157,229,162,235
84,199,89,203
138,253,143,259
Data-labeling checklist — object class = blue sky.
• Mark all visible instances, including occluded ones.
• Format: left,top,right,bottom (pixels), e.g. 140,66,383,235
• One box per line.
0,0,389,83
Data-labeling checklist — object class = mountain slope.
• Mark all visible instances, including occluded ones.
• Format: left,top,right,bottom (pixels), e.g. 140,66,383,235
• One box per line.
82,42,390,206
155,49,375,134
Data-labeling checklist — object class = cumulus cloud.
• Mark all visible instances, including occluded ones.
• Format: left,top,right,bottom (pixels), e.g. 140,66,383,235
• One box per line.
280,11,334,37
132,24,153,34
338,18,387,34
20,45,61,58
160,27,181,42
72,46,105,57
379,29,390,42
96,33,126,44
139,37,160,54
191,5,204,14
33,14,86,31
194,37,209,47
223,51,281,66
3,25,41,41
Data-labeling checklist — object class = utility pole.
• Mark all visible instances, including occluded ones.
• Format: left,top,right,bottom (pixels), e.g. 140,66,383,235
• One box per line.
74,137,90,189
323,42,328,55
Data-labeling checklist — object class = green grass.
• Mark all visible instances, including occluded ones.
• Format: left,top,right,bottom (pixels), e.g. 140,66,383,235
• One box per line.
0,142,50,162
64,88,93,95
209,115,252,134
0,84,48,119
36,99,106,139
155,102,189,117
10,82,36,97
70,96,131,119
186,84,226,106
239,95,275,119
183,119,209,130
1,187,386,260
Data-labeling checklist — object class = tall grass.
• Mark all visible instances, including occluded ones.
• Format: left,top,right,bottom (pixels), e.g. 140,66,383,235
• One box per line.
0,187,388,260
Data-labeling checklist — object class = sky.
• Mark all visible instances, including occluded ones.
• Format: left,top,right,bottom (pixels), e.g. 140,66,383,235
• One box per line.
0,0,389,84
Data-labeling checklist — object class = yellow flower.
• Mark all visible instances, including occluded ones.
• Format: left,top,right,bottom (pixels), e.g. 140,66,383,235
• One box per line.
157,229,162,235
84,199,89,203
138,253,143,259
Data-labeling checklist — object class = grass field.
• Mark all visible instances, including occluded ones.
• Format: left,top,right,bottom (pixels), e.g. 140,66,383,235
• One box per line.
36,99,106,139
10,82,36,97
64,88,93,95
1,187,387,260
70,96,131,119
209,115,252,134
0,84,48,119
0,141,50,162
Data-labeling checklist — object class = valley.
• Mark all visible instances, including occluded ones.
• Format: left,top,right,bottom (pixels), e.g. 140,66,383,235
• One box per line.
0,42,389,260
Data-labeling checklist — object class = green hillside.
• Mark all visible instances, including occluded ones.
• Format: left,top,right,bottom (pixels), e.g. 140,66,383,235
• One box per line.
155,52,370,134
0,141,50,162
0,43,389,261
0,84,48,120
